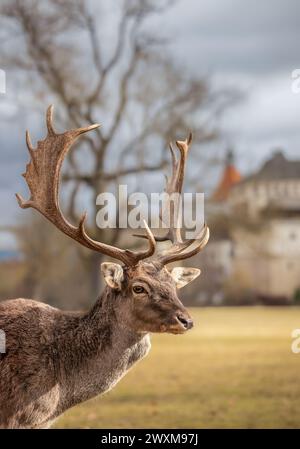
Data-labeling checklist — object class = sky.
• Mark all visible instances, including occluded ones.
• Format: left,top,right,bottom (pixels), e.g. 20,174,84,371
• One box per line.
0,0,300,248
161,0,300,168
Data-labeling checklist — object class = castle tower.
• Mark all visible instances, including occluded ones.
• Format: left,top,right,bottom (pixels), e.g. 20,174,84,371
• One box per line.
212,149,241,202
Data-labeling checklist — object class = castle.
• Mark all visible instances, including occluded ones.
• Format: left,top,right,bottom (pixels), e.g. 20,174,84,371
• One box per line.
197,150,300,305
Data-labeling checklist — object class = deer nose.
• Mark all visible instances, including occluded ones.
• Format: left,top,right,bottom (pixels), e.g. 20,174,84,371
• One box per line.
176,314,193,330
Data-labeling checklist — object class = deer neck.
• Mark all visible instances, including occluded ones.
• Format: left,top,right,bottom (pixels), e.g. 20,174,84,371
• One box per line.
84,286,145,349
55,287,150,411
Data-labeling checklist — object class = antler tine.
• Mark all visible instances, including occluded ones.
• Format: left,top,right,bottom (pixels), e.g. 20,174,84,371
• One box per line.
158,223,210,265
133,132,194,246
173,132,192,193
129,132,209,265
46,104,56,135
169,142,177,177
165,132,193,243
155,132,209,265
17,105,156,267
128,220,156,261
25,130,34,153
25,130,38,173
134,222,210,265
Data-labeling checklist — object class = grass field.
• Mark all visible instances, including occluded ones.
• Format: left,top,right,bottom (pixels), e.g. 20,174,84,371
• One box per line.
55,307,300,429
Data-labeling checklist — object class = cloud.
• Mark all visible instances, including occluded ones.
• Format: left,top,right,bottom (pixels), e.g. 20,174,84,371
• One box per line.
162,0,300,74
155,0,300,173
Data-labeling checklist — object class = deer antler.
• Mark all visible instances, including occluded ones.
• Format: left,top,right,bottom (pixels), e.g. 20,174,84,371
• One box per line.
16,105,156,266
158,133,209,264
134,133,209,264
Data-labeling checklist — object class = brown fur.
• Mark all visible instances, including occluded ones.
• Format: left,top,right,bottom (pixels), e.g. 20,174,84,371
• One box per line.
0,261,192,428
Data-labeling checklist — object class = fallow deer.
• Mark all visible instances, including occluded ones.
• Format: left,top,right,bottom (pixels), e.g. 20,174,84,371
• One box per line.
0,106,209,428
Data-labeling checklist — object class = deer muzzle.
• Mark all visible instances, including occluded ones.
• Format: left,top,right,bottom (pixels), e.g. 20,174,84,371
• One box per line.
176,313,194,331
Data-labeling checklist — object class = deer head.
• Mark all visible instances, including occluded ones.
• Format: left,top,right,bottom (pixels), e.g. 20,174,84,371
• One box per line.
17,106,209,334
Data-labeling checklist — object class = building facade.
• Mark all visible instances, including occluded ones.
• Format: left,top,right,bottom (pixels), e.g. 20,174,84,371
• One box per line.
205,150,300,303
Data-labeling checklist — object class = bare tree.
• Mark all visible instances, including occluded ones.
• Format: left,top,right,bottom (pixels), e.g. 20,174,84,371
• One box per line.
0,0,227,299
13,214,88,307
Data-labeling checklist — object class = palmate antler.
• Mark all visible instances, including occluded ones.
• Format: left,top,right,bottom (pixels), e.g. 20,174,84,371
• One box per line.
135,133,209,264
17,106,208,267
157,134,209,264
16,105,156,266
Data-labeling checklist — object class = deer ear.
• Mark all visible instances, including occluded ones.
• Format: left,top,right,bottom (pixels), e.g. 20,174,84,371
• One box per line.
170,267,201,289
101,262,124,290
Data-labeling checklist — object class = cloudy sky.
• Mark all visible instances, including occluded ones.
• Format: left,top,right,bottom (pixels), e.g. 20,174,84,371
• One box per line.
162,0,300,165
0,0,300,248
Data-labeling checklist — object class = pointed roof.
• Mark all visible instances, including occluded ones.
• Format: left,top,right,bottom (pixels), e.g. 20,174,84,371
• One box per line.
212,150,241,202
241,150,300,182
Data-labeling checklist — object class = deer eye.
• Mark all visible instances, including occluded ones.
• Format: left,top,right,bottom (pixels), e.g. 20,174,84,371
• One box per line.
133,285,146,294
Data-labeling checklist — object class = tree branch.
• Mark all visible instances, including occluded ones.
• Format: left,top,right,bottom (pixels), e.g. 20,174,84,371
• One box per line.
62,160,168,184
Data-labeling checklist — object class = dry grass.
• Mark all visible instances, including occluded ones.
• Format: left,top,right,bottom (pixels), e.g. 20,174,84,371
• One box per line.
55,307,300,428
